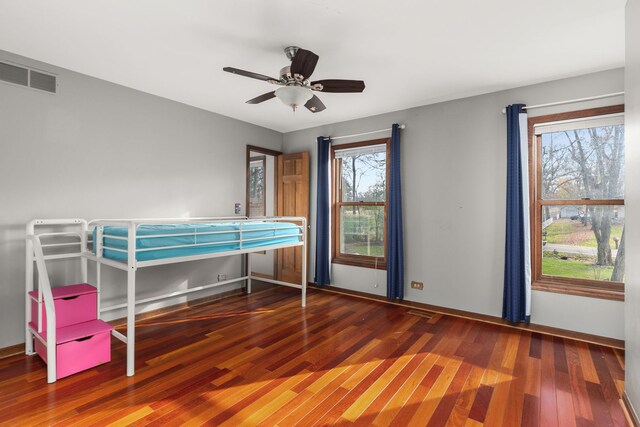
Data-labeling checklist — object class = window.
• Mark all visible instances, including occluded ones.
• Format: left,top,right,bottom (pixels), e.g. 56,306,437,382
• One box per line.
248,156,266,217
529,105,625,300
331,138,389,269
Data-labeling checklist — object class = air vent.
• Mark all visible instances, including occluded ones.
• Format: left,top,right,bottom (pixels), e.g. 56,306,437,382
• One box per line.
0,61,29,86
0,60,57,94
29,70,56,93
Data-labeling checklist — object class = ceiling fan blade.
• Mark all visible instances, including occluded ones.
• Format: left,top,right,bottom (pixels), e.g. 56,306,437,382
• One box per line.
311,79,365,93
304,95,326,113
246,91,276,104
290,48,319,79
223,67,280,83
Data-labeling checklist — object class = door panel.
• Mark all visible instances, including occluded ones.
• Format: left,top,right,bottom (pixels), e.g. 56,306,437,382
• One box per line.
276,152,309,284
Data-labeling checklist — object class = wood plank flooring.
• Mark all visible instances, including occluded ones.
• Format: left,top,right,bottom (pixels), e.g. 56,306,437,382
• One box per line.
0,288,628,426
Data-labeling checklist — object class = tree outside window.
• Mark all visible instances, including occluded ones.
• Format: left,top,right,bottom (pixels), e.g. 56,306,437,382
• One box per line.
531,105,625,299
332,139,389,269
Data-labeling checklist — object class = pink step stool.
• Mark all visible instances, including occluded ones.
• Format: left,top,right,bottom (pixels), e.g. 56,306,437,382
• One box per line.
29,283,113,379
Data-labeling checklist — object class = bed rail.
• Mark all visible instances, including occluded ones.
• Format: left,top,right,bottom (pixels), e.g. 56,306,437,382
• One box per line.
86,216,305,267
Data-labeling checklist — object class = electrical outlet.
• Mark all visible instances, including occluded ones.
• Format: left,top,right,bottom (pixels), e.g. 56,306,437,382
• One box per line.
411,281,424,290
218,274,227,281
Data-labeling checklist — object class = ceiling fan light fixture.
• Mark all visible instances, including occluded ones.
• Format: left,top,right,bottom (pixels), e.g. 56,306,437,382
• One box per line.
275,86,312,111
224,46,363,114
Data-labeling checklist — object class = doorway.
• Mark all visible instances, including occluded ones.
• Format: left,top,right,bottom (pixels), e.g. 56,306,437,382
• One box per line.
246,146,310,284
246,145,281,279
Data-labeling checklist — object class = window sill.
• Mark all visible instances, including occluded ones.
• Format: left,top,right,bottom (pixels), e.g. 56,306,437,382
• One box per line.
332,257,387,270
532,280,624,301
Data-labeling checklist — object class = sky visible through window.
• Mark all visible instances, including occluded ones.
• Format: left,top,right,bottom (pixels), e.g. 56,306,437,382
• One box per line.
541,125,624,200
340,152,386,202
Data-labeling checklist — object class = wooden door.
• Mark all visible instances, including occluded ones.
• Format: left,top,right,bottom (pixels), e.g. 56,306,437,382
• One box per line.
276,152,310,284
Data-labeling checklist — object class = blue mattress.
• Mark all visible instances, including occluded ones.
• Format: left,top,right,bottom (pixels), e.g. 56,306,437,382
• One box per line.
93,221,301,262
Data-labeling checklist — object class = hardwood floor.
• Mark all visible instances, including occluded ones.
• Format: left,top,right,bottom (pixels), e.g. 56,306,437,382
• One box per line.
0,288,628,426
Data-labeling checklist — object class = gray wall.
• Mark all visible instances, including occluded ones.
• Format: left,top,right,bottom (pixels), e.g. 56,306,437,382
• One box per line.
0,50,282,348
283,68,625,340
625,0,640,417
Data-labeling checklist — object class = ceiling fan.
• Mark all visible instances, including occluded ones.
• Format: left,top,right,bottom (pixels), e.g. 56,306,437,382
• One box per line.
223,46,365,113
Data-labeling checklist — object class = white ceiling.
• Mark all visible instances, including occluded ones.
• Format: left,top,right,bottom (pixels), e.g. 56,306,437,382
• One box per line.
0,0,626,133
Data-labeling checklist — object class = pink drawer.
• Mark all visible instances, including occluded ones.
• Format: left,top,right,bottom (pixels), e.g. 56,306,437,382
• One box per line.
29,283,97,330
34,320,112,379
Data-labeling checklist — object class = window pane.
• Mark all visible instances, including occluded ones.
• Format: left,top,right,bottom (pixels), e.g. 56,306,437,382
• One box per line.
340,205,384,257
249,159,265,217
541,205,624,282
541,124,624,200
340,152,386,202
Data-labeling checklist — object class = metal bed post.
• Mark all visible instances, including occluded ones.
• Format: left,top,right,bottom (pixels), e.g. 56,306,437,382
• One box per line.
241,223,251,294
247,256,252,295
27,235,58,383
95,226,103,319
79,220,88,284
301,218,307,307
25,221,36,355
126,221,137,377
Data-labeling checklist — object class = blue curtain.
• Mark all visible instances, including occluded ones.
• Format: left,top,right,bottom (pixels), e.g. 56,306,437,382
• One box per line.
503,104,531,323
387,124,404,300
314,136,331,286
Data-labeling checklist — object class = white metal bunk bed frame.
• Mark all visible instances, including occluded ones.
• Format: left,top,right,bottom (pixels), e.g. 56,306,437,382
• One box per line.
26,216,307,383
